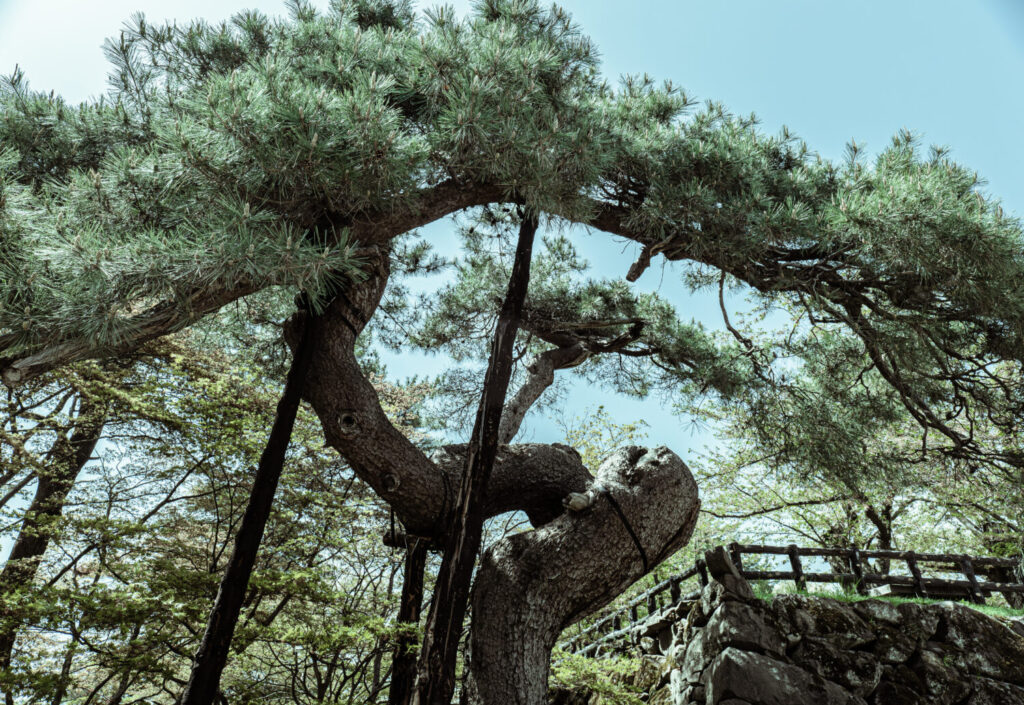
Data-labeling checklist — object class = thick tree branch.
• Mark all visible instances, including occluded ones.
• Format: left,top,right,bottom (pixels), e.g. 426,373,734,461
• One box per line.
295,249,590,537
1,182,505,388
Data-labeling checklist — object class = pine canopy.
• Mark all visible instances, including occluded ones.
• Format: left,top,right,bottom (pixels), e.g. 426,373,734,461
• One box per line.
2,0,1023,470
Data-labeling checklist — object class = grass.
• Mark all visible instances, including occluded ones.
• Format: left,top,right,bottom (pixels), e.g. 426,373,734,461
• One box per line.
749,580,1024,620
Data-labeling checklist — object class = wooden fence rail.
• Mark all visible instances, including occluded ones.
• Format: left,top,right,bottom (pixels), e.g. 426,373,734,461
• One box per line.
558,543,1024,656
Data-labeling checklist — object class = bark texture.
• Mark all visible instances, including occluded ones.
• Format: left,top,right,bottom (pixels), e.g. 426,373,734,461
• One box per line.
296,252,591,536
466,446,700,705
497,344,587,444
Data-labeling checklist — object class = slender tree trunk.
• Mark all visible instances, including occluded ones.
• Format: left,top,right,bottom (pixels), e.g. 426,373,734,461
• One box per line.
49,642,76,705
414,213,538,705
180,303,319,705
388,539,428,705
0,394,105,683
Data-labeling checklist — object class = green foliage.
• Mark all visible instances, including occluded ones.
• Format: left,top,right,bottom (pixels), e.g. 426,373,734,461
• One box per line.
558,406,648,473
2,0,1022,467
2,0,1024,700
0,328,435,704
550,650,645,705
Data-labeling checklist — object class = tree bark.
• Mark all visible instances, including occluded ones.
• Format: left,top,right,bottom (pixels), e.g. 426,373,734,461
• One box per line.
466,446,700,705
415,213,538,705
388,539,428,705
180,301,319,705
0,393,105,684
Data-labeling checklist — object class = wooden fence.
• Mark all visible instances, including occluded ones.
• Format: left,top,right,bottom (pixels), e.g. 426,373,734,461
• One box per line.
558,542,1024,656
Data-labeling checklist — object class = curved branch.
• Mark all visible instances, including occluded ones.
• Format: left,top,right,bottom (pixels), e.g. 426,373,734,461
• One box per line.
296,254,591,536
1,182,505,388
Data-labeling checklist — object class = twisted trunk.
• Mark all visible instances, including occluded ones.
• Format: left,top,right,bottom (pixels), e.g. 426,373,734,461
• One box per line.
295,250,591,536
289,241,700,704
467,446,700,705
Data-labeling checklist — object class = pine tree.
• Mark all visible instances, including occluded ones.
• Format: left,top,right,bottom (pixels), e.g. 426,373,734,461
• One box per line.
2,1,1023,703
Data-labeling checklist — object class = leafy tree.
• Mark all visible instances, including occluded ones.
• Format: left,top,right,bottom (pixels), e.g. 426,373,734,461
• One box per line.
1,332,432,704
693,318,1024,597
1,1,1023,703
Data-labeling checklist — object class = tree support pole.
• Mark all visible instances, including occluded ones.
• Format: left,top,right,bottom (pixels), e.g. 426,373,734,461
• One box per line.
180,302,318,705
414,212,538,705
388,539,429,705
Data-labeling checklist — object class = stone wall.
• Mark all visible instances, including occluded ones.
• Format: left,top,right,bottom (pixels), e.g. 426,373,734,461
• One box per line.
555,548,1024,705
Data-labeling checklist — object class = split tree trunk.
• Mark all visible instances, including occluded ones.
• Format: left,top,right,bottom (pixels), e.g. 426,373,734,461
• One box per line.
0,393,105,687
180,303,319,705
415,212,538,705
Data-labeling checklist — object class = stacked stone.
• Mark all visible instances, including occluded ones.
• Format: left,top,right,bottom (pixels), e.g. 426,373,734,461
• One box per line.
641,547,1024,705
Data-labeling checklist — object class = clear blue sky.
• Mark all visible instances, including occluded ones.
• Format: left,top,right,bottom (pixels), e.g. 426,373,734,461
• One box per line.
1,0,1021,461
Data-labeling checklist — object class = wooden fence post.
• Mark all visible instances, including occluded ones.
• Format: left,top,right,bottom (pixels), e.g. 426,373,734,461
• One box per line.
787,544,806,592
906,551,928,599
695,558,709,587
848,548,867,595
670,577,682,604
728,542,744,574
960,556,986,605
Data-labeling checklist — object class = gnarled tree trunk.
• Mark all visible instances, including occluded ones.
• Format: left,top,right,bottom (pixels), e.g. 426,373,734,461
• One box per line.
292,250,700,704
466,446,699,705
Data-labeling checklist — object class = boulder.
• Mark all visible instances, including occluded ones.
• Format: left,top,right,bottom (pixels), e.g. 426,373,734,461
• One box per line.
676,630,711,685
936,601,1024,686
700,579,753,615
632,655,665,692
703,600,785,658
1006,617,1024,640
772,595,875,649
704,647,866,705
852,599,902,625
705,546,744,582
790,635,882,696
967,676,1024,705
910,650,970,705
869,680,928,705
871,623,918,664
